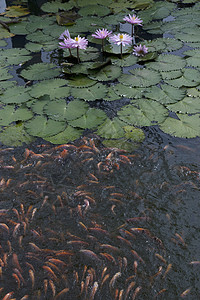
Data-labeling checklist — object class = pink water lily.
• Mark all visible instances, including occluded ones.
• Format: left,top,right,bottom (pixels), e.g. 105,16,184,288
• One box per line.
92,28,112,39
109,33,132,47
133,44,148,56
70,35,88,62
109,33,132,59
92,28,112,52
59,38,75,49
71,35,88,50
123,14,143,26
59,29,70,40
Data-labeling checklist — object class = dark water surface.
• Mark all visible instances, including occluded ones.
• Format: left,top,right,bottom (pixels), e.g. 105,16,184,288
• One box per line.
0,128,200,299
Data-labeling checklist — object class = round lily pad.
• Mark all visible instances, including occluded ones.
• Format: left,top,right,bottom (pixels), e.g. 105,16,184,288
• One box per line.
119,68,161,87
45,125,83,144
68,108,107,129
70,83,107,101
88,65,121,81
20,63,61,80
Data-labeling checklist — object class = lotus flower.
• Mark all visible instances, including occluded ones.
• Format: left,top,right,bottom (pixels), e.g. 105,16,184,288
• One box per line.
133,44,148,56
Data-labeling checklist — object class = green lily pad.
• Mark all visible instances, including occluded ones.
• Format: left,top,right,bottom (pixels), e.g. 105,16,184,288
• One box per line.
25,42,42,52
104,86,121,101
0,86,32,104
3,5,29,17
88,65,121,81
96,117,127,139
20,63,61,80
0,48,31,65
29,79,70,100
45,99,89,122
118,99,168,126
25,115,66,138
0,124,33,146
112,55,138,67
41,0,76,13
68,108,107,129
123,125,145,141
175,27,200,43
9,21,29,35
160,70,182,80
45,125,83,144
31,96,50,115
26,31,53,43
160,114,200,138
66,75,97,87
78,5,110,17
77,0,112,6
102,138,141,152
114,83,144,99
26,15,55,33
167,96,200,114
119,68,161,88
144,84,185,104
0,105,33,126
70,83,107,101
0,40,7,47
0,27,15,39
0,68,13,81
165,68,200,87
147,54,186,72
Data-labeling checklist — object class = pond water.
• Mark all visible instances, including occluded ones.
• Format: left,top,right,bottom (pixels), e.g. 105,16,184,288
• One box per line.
0,0,200,299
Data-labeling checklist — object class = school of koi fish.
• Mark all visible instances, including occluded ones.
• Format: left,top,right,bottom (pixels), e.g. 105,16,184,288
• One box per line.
0,136,199,299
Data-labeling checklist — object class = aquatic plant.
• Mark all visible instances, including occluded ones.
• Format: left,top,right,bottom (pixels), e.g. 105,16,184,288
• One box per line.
109,33,132,58
92,28,112,52
133,44,148,56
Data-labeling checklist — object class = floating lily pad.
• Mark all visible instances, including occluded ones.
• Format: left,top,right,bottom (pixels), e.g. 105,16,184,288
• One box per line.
30,96,50,115
29,79,70,100
75,16,105,32
45,125,83,144
0,105,33,126
66,75,97,87
0,124,33,146
144,84,185,104
187,88,200,97
26,31,53,43
0,40,7,47
78,5,110,17
25,115,66,138
88,65,121,81
165,68,200,87
123,125,145,141
3,6,29,17
0,27,15,39
0,86,32,104
167,96,200,114
70,83,107,101
77,0,112,6
0,68,13,81
160,70,182,80
147,54,186,72
114,83,144,99
119,68,161,87
112,55,138,67
20,63,61,80
104,86,121,101
9,22,29,35
26,15,55,33
102,138,141,152
139,1,175,22
44,99,89,121
41,0,76,13
118,99,168,126
68,108,107,129
175,27,200,43
96,117,127,139
160,114,200,138
0,48,31,65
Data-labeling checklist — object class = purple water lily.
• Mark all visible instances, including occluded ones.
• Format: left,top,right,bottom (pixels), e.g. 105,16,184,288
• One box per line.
70,35,88,62
123,14,143,38
92,28,112,52
133,44,148,56
59,29,70,40
109,33,132,58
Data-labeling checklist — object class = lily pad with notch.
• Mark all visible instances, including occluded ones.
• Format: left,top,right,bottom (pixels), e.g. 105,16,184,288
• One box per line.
0,124,33,146
70,83,107,101
88,65,121,81
20,63,61,80
96,117,127,139
68,108,107,129
0,86,32,104
45,125,83,144
0,104,33,126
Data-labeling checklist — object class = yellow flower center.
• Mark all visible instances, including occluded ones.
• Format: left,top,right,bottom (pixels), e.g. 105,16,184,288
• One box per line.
119,34,124,40
75,37,79,41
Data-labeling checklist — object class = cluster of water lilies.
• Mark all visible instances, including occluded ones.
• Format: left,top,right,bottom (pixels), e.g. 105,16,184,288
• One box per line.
59,13,148,61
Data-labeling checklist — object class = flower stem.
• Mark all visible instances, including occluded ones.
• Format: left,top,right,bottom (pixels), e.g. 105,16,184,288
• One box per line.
69,48,72,56
102,39,104,53
131,24,134,38
120,43,123,59
77,46,80,63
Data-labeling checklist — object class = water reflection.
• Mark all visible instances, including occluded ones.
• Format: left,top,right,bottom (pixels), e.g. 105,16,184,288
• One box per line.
0,133,199,299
